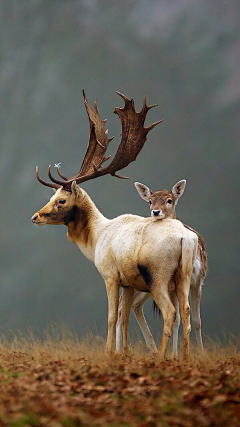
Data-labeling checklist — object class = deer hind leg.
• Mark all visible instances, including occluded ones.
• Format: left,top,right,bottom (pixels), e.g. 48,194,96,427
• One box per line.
121,287,135,353
105,279,120,354
176,278,191,362
170,290,180,359
151,285,176,361
132,291,157,354
191,282,204,353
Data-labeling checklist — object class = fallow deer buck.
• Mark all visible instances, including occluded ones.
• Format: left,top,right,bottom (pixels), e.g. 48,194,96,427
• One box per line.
116,180,207,358
31,91,198,361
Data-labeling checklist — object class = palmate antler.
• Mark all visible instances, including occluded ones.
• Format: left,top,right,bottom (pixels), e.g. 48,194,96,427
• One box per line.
36,91,163,191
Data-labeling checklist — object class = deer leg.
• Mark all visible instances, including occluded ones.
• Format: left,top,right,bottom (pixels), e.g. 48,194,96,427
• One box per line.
151,286,176,361
105,279,120,354
121,287,135,353
170,290,180,359
191,283,204,353
132,292,157,353
176,279,191,362
116,290,157,354
116,292,123,353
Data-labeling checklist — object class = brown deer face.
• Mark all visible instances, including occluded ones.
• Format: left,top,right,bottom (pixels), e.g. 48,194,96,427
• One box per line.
134,180,186,219
31,182,82,226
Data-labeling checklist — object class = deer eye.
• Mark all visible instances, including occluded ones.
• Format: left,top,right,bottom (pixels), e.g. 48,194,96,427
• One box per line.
167,198,172,204
59,199,66,205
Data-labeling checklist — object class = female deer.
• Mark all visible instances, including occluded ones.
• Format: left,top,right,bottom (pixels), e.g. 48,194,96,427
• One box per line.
117,180,207,358
31,92,198,361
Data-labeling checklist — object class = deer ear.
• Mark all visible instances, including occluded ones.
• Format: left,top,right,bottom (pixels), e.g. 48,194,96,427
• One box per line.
172,179,186,201
71,181,82,198
134,182,152,202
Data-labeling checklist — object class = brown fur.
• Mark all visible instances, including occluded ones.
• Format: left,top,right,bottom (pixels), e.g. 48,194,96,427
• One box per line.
67,207,92,246
150,190,178,219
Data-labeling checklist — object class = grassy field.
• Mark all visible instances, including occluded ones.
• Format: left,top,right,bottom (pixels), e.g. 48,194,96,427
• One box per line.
0,332,240,427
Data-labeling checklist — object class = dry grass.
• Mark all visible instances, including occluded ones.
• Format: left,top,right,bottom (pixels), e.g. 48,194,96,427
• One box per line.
0,330,240,426
1,327,239,365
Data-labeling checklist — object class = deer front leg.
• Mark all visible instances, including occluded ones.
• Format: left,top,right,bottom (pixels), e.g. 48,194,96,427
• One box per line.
121,287,135,353
105,279,120,354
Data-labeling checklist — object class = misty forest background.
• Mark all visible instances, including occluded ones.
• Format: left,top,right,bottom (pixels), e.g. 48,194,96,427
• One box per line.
1,0,240,346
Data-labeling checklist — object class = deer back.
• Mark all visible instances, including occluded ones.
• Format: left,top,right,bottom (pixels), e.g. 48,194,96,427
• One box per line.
95,215,198,292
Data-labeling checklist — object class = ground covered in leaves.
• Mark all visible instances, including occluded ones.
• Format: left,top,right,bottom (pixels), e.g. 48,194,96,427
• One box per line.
0,335,240,427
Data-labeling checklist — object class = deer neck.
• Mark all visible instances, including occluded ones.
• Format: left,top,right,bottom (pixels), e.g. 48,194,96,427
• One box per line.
66,190,109,262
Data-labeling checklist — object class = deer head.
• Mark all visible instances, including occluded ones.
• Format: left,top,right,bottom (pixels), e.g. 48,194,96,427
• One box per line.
32,91,162,226
134,179,186,219
31,181,84,225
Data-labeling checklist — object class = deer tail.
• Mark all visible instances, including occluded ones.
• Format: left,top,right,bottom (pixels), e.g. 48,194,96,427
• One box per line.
181,235,198,283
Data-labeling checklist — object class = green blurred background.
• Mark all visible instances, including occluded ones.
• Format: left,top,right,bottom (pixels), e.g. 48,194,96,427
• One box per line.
1,0,240,345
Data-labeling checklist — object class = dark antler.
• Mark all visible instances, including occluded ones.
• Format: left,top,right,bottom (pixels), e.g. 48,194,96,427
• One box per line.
36,166,61,190
36,91,162,191
56,91,113,181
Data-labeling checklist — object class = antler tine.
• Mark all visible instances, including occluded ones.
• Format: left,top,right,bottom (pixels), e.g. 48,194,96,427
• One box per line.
94,99,98,113
115,91,129,102
56,167,69,181
36,166,61,189
145,119,164,133
142,95,158,111
141,96,164,133
47,165,66,186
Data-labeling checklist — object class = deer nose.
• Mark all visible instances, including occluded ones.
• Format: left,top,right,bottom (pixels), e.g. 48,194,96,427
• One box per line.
152,210,161,216
31,214,38,223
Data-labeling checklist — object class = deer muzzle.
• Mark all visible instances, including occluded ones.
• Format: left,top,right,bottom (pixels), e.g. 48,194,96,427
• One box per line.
151,209,165,219
31,213,47,225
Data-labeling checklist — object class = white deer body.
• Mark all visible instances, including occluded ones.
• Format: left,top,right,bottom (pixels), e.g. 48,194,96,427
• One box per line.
32,184,198,360
96,215,191,289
